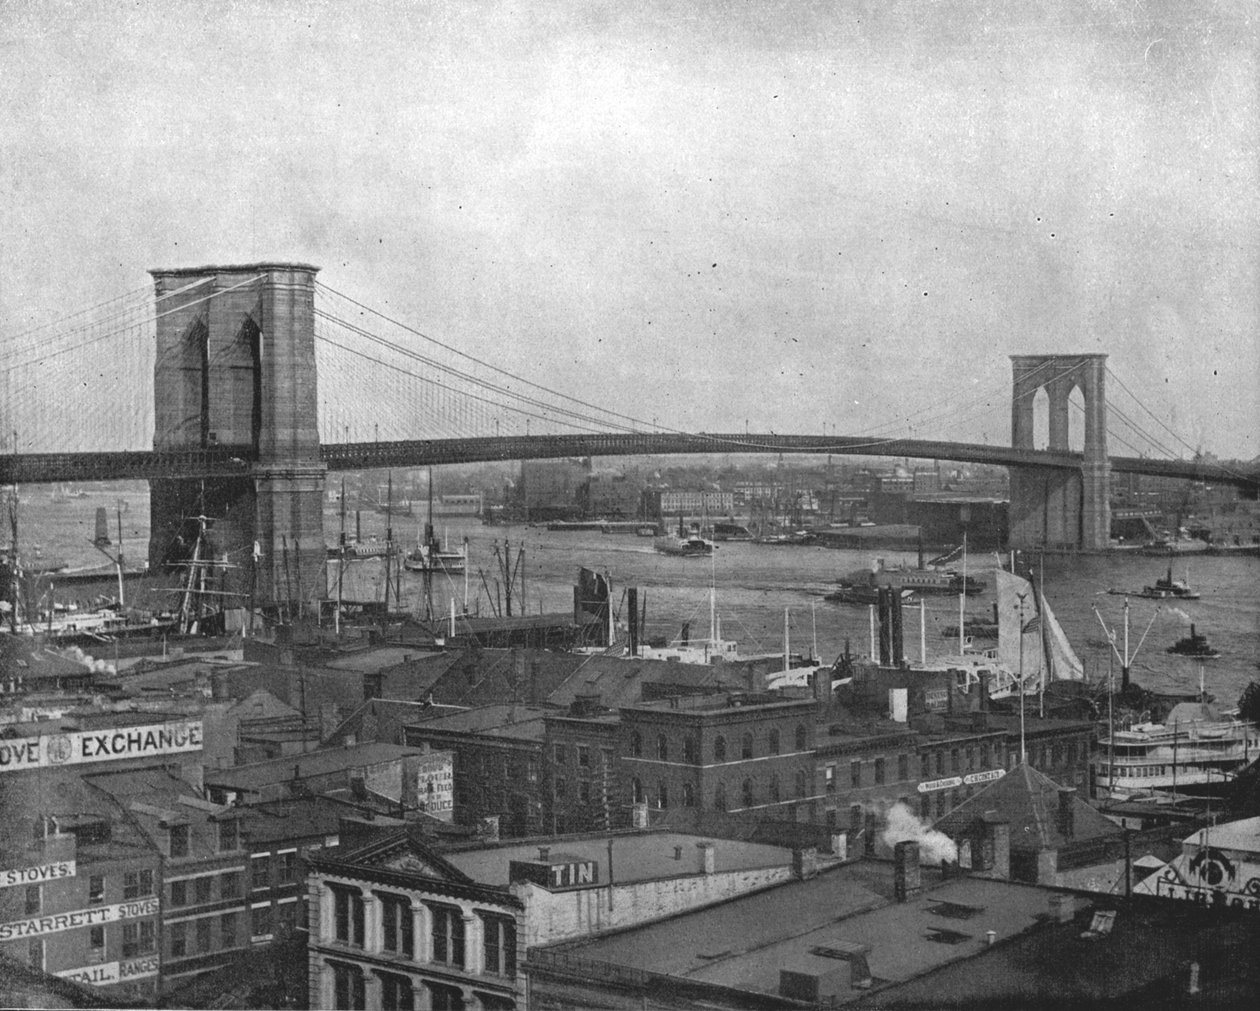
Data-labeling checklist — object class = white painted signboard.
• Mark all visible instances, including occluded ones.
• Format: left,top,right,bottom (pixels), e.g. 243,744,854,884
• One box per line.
0,721,202,774
0,860,75,889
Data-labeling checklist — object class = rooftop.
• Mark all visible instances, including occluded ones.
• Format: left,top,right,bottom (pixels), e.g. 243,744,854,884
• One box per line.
444,831,794,887
405,704,553,742
321,646,440,674
203,742,427,792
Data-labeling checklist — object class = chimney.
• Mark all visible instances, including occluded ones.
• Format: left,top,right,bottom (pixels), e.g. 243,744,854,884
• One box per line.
631,803,648,829
793,847,819,880
1057,787,1076,840
1048,893,1073,924
681,621,690,646
529,658,542,704
210,672,229,701
350,775,366,799
893,840,921,902
697,841,715,875
478,816,500,842
674,845,683,860
538,846,550,861
888,687,908,723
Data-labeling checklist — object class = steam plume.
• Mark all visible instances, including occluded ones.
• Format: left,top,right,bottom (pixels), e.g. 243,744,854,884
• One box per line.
881,802,958,864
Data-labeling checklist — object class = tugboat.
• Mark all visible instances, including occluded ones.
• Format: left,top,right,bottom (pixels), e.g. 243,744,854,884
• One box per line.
1109,566,1201,600
1166,623,1221,659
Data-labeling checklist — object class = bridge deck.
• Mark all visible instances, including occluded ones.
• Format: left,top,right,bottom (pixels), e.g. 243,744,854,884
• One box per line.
1,435,1255,487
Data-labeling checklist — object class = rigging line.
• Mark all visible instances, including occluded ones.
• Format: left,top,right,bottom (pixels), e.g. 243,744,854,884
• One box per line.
0,276,214,361
313,333,618,437
315,282,652,432
313,310,643,434
1060,396,1159,458
0,276,264,374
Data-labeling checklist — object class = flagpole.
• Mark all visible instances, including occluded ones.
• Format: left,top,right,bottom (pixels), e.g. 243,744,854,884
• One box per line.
1017,590,1028,764
958,533,967,656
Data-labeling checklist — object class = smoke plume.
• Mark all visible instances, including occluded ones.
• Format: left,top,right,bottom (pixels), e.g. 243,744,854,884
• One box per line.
881,802,958,865
1166,607,1192,624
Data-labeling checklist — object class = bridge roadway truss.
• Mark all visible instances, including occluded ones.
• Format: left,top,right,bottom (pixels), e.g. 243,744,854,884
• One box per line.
2,434,1255,488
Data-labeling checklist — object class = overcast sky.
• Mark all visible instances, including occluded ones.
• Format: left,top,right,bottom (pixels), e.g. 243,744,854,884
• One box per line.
3,0,1256,458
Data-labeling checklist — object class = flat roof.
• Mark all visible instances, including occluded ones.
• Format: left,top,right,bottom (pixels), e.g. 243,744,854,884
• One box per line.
561,864,1051,1000
445,832,793,887
322,647,439,673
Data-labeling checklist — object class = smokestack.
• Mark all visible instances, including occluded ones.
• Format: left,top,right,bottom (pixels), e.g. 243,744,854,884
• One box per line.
1057,787,1076,840
893,840,922,902
681,621,690,647
628,586,639,656
890,592,904,667
877,588,892,666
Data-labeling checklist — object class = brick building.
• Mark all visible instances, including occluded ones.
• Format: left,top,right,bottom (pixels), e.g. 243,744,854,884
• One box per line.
619,694,820,819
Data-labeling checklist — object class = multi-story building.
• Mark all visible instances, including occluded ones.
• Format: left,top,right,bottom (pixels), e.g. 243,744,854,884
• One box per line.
403,706,550,838
85,765,249,996
307,829,523,1010
654,489,735,517
619,694,820,819
543,697,622,834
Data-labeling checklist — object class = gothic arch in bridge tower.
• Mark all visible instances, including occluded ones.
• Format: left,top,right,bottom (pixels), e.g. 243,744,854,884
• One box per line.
1008,354,1110,551
149,264,326,607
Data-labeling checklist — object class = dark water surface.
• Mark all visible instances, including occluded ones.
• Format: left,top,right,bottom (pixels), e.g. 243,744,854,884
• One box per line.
18,483,1260,707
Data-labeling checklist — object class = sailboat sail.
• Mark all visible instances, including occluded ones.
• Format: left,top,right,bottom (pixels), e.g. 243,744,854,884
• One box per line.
1040,592,1084,682
996,569,1045,692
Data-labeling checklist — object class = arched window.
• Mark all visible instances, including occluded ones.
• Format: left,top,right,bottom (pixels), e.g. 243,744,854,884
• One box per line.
656,734,668,761
629,731,642,757
769,775,781,802
632,778,643,805
682,782,696,807
742,778,754,808
714,735,727,762
656,782,668,810
683,736,698,764
714,783,727,811
768,729,780,755
794,769,807,798
795,725,807,751
741,733,754,760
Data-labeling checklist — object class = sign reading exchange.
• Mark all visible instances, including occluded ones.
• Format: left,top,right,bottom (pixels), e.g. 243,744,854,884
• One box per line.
0,721,202,774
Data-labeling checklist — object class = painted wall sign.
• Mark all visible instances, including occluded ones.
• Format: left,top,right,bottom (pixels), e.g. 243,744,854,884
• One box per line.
56,955,159,986
0,860,75,889
917,776,963,793
0,721,202,774
415,753,455,819
508,859,600,890
0,897,159,941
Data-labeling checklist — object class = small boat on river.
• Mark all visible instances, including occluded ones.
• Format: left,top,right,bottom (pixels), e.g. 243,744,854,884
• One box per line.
1166,623,1221,659
1109,566,1201,601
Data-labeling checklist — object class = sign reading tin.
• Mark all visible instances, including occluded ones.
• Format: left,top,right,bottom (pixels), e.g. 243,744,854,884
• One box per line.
1,860,75,889
509,858,599,891
0,721,202,774
57,955,159,986
0,897,159,941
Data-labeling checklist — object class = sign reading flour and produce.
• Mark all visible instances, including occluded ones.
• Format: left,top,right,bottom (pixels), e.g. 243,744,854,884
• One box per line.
0,720,202,774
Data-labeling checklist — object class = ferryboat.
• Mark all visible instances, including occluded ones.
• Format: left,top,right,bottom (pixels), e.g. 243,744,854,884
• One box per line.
1093,701,1259,800
654,516,716,558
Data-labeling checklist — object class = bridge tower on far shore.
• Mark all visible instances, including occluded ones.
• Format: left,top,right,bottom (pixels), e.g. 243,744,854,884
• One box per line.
1009,354,1110,551
149,263,326,609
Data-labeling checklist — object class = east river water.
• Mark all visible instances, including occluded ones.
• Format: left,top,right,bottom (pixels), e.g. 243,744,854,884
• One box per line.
15,484,1260,708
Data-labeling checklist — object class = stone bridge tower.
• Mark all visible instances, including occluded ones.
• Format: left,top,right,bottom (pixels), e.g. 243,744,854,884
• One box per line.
1009,354,1110,551
149,264,326,608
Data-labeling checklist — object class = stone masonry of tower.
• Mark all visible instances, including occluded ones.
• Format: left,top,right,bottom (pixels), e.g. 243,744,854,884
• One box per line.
149,264,326,607
1008,354,1110,552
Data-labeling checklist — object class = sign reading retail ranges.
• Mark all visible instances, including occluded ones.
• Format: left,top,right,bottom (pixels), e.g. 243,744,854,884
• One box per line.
0,720,202,774
0,897,159,941
917,769,1006,793
57,955,159,986
0,860,76,889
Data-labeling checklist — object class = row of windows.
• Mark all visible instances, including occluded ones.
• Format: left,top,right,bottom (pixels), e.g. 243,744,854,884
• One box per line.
169,904,299,958
330,889,515,978
330,964,513,1011
630,773,809,811
551,744,613,768
552,777,606,803
165,819,243,858
628,726,809,763
80,920,157,963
